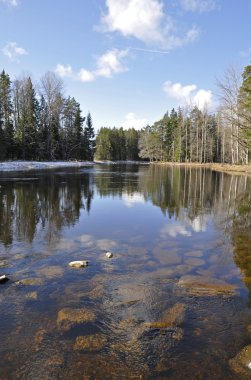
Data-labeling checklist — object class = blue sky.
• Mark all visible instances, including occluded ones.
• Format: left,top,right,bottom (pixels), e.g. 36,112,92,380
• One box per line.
0,0,251,131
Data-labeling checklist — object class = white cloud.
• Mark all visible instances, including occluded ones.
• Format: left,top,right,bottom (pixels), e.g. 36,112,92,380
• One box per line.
122,192,145,207
55,64,73,78
160,223,192,238
77,68,95,82
179,0,216,12
95,49,129,78
56,49,129,83
122,112,148,130
2,42,28,61
78,234,117,250
163,80,213,110
101,0,199,50
0,0,19,6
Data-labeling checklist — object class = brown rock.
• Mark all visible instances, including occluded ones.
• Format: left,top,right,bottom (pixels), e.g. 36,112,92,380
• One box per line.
74,334,106,351
177,275,238,296
229,345,251,378
57,308,95,331
145,303,186,329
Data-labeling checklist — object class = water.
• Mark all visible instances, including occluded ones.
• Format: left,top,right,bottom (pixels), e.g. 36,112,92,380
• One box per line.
0,164,250,379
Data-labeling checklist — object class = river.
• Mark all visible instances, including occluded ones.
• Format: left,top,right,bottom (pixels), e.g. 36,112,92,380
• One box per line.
0,164,250,379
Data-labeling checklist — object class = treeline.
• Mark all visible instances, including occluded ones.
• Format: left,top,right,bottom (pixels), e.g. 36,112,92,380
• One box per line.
0,70,95,161
95,127,140,161
95,64,251,164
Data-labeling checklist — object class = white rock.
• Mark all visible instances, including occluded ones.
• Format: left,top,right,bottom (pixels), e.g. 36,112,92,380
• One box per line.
106,252,113,258
69,260,88,268
247,362,251,369
0,275,9,283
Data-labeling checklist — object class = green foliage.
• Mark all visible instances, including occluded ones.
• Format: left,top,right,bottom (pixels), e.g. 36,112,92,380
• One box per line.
238,65,251,150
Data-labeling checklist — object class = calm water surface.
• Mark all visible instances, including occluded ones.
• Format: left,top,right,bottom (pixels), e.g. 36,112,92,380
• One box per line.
0,164,251,379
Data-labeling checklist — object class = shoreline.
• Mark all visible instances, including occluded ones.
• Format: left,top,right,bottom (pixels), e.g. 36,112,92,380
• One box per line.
0,160,251,176
152,162,251,175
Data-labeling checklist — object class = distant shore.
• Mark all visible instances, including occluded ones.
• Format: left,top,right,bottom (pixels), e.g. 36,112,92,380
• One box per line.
153,162,251,175
0,160,251,176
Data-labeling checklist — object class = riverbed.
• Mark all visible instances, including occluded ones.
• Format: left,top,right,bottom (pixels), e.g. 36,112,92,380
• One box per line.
0,164,250,379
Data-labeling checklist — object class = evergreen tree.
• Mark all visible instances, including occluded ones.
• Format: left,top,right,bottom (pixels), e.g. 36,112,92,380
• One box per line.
0,70,14,159
239,65,251,153
83,112,95,160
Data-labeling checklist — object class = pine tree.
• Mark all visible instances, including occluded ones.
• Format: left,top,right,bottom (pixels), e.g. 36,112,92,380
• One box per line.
0,70,14,159
84,112,95,160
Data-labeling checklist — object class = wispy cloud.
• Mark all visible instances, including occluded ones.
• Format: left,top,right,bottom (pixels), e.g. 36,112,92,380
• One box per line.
163,80,213,110
55,48,129,83
100,0,199,51
2,42,28,61
179,0,217,12
122,112,148,130
0,0,19,6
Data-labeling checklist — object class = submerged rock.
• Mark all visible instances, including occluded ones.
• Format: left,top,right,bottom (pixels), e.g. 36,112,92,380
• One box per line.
25,291,38,300
0,275,9,284
177,275,238,296
145,303,186,329
185,257,205,267
229,345,251,378
57,307,95,331
74,334,107,351
17,278,43,286
36,265,64,279
68,260,88,268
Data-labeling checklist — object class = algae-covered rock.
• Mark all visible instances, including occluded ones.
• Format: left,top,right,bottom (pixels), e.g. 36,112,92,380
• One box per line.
145,303,186,329
57,308,95,331
185,251,203,258
229,345,251,378
17,278,43,286
74,334,106,351
185,258,205,267
177,275,238,296
37,265,64,278
25,291,38,300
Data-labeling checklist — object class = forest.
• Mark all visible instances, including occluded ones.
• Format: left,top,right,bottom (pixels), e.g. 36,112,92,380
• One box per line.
0,70,95,161
0,64,250,164
95,65,251,164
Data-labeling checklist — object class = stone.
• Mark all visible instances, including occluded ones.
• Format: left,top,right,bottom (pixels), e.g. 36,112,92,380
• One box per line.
229,345,251,378
0,275,9,283
17,277,43,286
57,307,95,331
185,250,203,258
37,265,64,278
185,258,205,266
145,303,186,329
74,334,106,351
106,252,113,258
153,247,181,266
69,260,88,268
177,275,238,296
25,291,38,300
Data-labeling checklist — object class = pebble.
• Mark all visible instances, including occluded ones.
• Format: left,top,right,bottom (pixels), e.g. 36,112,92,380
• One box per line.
69,261,88,268
106,252,113,258
0,275,9,283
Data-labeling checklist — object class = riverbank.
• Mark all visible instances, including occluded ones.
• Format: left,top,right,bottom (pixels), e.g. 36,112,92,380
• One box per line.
0,160,149,172
1,160,251,176
0,161,94,172
153,162,251,176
